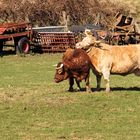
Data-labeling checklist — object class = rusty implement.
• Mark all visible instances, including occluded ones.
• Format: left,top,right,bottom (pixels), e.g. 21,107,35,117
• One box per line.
0,22,32,40
33,32,76,53
107,13,140,45
0,22,32,54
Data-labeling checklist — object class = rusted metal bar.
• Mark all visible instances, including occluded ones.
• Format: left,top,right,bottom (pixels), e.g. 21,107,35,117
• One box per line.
33,32,76,53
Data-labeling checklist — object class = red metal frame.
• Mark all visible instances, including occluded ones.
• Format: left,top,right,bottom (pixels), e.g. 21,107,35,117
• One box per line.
0,22,32,41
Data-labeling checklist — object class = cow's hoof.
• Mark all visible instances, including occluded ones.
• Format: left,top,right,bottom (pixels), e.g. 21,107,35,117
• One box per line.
68,88,74,92
77,87,82,91
105,89,110,93
86,89,92,93
68,88,79,92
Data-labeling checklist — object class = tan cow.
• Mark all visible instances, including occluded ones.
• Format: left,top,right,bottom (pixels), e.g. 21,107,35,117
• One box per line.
76,29,96,49
76,29,140,92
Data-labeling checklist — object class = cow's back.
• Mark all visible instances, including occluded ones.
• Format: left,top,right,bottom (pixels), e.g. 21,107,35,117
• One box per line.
88,44,140,74
63,48,91,71
110,45,140,73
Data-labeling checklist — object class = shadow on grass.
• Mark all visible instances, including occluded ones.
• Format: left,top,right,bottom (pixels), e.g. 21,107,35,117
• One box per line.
0,50,15,57
111,86,140,91
67,87,140,92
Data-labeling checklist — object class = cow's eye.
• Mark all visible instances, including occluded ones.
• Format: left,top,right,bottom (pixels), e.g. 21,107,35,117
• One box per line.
58,69,63,74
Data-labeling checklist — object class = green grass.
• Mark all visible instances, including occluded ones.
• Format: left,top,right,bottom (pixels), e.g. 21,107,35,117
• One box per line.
0,53,140,140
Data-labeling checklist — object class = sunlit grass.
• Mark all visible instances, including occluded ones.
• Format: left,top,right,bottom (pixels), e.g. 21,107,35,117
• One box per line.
0,53,140,140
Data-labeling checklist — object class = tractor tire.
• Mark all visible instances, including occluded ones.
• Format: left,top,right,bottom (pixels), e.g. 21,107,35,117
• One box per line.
16,37,30,54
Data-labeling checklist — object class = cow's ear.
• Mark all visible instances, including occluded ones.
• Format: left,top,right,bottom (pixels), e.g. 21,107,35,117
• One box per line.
94,41,101,47
95,40,101,44
56,63,64,74
85,29,93,36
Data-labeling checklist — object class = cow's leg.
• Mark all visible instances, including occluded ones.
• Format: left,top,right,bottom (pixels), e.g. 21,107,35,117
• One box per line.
75,78,82,91
134,68,140,76
102,68,110,92
68,77,74,92
96,74,102,91
91,66,102,91
85,74,91,93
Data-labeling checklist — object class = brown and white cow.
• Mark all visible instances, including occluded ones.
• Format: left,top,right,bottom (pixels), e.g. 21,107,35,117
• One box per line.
54,48,92,92
76,29,140,92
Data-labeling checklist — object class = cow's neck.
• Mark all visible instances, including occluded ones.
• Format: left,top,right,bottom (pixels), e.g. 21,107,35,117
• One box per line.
63,71,69,80
87,47,99,56
86,48,92,53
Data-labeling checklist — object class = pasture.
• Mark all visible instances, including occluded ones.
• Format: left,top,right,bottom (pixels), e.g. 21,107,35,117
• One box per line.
0,53,140,140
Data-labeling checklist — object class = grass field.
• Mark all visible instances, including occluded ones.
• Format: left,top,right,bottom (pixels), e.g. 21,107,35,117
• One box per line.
0,53,140,140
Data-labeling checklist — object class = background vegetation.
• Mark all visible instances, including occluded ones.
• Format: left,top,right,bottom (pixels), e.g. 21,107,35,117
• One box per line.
0,53,140,139
0,0,139,28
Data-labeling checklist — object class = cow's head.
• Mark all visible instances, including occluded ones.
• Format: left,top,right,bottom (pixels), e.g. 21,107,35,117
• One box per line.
85,29,93,36
76,29,100,50
54,62,68,83
76,37,95,49
76,40,102,51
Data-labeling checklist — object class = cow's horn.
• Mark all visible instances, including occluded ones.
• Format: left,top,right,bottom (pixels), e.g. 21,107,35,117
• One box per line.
94,40,101,44
56,63,64,69
53,64,57,67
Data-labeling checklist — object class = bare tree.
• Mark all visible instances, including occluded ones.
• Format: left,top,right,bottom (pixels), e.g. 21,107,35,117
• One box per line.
0,0,138,28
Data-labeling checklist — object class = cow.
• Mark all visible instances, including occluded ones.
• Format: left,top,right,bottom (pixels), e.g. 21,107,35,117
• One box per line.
76,29,140,92
76,29,96,47
54,48,92,92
